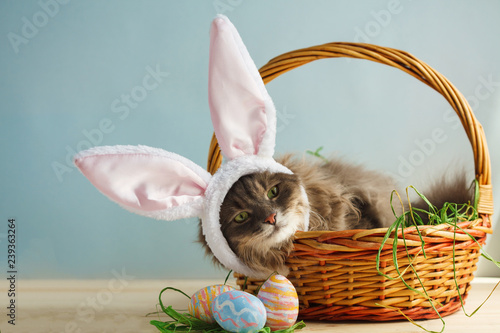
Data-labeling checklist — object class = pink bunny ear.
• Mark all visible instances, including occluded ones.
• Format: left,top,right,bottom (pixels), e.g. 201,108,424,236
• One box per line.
74,145,212,221
208,15,277,160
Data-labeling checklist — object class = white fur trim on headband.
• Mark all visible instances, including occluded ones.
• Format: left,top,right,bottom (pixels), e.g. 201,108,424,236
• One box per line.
202,155,309,278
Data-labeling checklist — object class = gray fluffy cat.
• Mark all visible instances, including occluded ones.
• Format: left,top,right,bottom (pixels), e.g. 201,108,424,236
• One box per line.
198,154,473,277
74,16,474,280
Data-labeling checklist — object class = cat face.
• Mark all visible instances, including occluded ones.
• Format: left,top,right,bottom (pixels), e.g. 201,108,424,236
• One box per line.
219,171,308,275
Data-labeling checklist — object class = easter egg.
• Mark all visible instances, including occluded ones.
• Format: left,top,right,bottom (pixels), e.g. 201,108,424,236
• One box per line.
188,284,235,323
211,290,266,333
257,274,299,331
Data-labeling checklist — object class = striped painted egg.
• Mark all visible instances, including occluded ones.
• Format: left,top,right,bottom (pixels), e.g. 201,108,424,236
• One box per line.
188,284,235,323
257,274,299,331
211,290,266,333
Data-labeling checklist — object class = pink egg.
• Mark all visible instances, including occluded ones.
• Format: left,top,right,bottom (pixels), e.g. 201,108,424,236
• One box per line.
188,284,235,323
257,275,299,331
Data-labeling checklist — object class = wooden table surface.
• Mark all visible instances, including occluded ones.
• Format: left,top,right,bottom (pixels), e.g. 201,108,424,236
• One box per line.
2,277,499,333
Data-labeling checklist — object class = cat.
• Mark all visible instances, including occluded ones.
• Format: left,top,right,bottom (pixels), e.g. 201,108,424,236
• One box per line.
198,153,474,277
73,16,477,280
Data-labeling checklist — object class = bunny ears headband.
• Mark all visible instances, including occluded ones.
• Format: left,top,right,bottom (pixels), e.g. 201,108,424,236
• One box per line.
74,15,310,278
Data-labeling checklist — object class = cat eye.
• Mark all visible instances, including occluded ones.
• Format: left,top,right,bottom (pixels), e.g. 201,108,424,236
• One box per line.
234,211,249,223
267,186,279,199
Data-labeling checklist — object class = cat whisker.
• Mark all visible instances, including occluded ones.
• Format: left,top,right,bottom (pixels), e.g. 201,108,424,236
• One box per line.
309,209,329,230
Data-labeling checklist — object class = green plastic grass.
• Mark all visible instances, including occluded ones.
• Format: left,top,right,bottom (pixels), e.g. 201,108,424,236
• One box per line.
375,184,499,333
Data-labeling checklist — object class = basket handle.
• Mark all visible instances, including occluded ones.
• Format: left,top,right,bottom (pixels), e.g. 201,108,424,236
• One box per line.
207,42,493,217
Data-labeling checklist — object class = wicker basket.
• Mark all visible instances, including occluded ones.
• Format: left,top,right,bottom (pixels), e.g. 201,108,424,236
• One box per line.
206,43,494,322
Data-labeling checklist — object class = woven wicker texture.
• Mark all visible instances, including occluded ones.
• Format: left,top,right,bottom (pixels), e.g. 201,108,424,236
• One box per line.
207,42,494,321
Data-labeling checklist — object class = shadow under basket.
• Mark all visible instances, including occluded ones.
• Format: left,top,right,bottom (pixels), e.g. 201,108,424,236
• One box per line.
207,42,494,322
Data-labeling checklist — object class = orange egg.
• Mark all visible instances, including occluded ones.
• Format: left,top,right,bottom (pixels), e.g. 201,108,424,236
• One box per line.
257,275,299,331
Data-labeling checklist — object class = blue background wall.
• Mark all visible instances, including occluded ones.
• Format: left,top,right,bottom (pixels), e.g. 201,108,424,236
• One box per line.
1,0,499,279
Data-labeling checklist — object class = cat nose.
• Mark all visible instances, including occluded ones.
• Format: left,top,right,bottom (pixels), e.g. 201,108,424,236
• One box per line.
264,213,276,225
